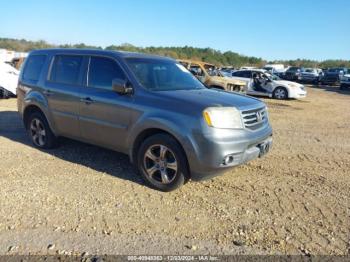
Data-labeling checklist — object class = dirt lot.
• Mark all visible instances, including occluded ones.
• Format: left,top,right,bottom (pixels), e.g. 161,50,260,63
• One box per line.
0,86,349,256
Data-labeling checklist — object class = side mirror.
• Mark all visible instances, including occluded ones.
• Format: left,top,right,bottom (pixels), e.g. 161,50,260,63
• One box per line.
112,78,133,95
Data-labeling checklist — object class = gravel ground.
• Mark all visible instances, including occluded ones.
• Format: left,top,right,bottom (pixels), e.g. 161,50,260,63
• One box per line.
0,86,349,256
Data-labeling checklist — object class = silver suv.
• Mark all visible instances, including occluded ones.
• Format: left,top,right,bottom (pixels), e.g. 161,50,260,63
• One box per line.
17,49,273,191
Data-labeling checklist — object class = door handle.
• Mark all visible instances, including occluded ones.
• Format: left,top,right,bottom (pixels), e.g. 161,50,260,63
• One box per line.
80,97,94,104
43,90,53,96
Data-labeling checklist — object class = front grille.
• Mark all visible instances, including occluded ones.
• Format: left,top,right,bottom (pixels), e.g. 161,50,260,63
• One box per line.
241,107,268,130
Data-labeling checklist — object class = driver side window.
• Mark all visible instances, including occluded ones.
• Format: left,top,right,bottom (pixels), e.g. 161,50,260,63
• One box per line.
88,56,126,91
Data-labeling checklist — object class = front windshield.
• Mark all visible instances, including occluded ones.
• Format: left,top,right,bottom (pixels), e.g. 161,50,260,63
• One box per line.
126,58,205,91
328,68,343,73
204,64,221,77
287,67,299,72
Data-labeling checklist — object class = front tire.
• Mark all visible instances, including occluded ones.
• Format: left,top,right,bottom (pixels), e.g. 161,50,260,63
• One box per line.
137,134,189,191
273,87,288,100
27,112,57,149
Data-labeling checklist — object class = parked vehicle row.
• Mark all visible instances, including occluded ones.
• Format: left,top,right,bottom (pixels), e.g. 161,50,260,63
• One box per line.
222,63,350,89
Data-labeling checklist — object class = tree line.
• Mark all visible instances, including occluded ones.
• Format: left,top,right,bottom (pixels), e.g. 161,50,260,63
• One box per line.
1,37,349,69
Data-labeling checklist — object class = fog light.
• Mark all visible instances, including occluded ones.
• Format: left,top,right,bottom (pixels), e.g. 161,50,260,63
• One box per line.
223,155,234,165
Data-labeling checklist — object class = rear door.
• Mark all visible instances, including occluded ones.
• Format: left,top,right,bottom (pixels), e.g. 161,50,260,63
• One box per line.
45,54,85,138
78,56,132,152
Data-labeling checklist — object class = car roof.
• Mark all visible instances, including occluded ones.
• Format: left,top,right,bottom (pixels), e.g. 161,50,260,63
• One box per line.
238,69,266,73
28,48,174,62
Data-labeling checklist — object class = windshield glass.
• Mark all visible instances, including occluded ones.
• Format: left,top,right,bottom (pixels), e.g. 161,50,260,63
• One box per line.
126,58,205,91
328,68,343,73
287,67,300,72
204,64,221,76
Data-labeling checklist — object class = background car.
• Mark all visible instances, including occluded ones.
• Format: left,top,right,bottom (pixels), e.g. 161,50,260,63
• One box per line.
320,67,348,85
340,71,350,90
231,69,307,99
283,66,304,81
300,68,323,84
178,59,246,92
0,61,19,98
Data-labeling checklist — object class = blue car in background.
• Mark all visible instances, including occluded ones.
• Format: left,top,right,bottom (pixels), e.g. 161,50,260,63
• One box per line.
320,68,348,85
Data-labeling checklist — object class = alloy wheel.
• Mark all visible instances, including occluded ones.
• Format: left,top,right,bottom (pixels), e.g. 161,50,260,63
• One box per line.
30,118,47,147
143,144,178,184
275,88,286,99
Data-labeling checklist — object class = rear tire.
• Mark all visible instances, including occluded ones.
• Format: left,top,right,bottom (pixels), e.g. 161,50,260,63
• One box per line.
273,87,288,100
27,112,57,149
137,134,189,191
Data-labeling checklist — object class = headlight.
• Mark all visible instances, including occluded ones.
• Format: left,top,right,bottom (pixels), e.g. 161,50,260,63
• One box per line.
287,83,298,88
203,107,243,129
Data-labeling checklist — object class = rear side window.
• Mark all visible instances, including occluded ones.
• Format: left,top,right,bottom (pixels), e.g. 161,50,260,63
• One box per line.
88,56,126,90
22,55,46,82
233,71,251,78
50,55,83,85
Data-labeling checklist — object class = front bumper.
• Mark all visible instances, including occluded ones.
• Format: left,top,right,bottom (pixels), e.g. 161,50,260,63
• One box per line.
289,88,307,99
187,124,273,181
340,81,350,89
321,76,339,84
300,76,318,82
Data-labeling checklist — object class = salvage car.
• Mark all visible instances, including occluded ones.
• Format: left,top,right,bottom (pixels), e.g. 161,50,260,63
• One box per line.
0,61,19,98
320,68,348,85
178,59,246,92
300,68,323,84
283,66,304,81
232,69,307,99
17,49,273,191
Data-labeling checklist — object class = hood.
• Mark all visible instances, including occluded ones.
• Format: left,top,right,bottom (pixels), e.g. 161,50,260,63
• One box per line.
325,71,341,76
275,80,303,88
302,72,317,76
153,88,264,110
211,76,246,86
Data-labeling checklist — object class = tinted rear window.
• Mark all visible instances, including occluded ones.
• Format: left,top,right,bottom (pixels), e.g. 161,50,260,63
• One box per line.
22,55,46,82
232,71,251,78
50,55,83,85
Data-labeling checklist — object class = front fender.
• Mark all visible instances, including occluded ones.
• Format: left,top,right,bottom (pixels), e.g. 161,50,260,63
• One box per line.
127,113,196,164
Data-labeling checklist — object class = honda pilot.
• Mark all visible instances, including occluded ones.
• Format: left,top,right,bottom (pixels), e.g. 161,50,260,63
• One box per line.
17,49,273,191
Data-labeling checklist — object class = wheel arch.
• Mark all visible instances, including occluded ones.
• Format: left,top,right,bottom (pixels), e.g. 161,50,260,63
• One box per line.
130,128,191,178
273,86,289,98
22,103,57,135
